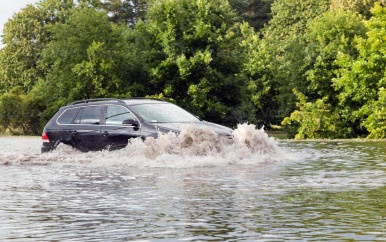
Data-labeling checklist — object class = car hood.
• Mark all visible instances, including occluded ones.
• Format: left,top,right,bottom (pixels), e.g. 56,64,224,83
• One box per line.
151,121,232,136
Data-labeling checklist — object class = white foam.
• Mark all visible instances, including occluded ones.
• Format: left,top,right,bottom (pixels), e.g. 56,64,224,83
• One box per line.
1,123,284,167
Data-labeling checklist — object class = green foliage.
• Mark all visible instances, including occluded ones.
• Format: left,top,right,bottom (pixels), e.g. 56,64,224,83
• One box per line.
337,4,386,103
305,9,366,100
264,0,331,38
41,7,128,103
228,0,273,31
142,0,248,125
1,0,386,139
281,9,367,139
363,88,386,138
281,90,344,139
239,22,279,126
334,3,386,137
102,0,147,25
330,0,386,19
0,86,44,134
257,0,331,121
0,0,74,93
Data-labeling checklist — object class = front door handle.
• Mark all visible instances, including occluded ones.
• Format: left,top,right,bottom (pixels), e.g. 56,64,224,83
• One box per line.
71,131,78,136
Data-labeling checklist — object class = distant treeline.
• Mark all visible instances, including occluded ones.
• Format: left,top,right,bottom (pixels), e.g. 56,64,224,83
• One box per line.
0,0,386,139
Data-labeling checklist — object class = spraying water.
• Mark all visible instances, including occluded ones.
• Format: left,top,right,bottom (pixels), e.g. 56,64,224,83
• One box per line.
0,123,283,167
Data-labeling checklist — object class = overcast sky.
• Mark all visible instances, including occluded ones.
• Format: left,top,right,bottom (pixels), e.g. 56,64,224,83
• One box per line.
0,0,39,47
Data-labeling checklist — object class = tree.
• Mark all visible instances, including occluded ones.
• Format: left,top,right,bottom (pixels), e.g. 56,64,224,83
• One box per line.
304,9,366,101
141,0,249,126
239,22,279,126
251,0,331,124
41,7,129,104
0,86,44,134
330,0,386,19
0,0,74,94
335,3,386,138
228,0,274,31
363,87,386,138
0,0,77,134
281,9,367,139
281,89,343,139
102,0,147,26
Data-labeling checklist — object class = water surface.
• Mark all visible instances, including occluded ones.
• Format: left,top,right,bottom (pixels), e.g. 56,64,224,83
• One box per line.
1,126,385,241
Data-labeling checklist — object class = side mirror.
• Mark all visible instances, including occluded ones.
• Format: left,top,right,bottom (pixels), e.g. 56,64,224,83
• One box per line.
122,119,139,127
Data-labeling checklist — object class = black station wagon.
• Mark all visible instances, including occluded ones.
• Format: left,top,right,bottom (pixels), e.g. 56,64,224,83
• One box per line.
41,98,232,153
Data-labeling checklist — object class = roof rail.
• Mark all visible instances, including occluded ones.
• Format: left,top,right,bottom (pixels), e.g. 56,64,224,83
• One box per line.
125,97,164,101
68,98,125,106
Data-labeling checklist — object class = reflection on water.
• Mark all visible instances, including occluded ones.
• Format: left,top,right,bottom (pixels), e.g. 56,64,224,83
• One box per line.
0,134,386,241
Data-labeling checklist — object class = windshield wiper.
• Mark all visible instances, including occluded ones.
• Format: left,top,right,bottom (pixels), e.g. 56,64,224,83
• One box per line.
106,112,131,119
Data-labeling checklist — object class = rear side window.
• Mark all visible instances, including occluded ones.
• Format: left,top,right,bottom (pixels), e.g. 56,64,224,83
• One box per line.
57,108,81,124
79,106,103,125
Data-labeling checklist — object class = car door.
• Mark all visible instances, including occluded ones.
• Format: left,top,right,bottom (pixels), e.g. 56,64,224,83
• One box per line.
101,105,141,150
54,107,82,147
69,105,104,151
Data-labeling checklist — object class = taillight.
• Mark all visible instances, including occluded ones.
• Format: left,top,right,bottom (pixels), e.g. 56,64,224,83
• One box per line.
42,132,50,143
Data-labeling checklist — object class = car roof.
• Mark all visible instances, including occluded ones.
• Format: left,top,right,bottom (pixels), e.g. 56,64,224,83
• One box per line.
123,98,168,105
66,98,168,107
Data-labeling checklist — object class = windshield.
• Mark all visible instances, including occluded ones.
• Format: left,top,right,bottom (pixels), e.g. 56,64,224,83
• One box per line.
130,103,199,123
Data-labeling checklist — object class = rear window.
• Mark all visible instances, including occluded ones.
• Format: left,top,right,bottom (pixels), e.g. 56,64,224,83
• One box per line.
57,108,81,124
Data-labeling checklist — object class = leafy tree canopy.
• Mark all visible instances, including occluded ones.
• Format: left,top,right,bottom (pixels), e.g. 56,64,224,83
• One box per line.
228,0,273,31
0,0,74,93
102,0,147,26
254,0,331,121
335,3,386,137
142,0,249,125
41,6,128,103
330,0,386,18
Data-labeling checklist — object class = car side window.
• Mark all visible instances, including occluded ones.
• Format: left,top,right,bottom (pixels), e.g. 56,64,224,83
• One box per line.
57,108,81,124
106,105,135,125
79,106,103,125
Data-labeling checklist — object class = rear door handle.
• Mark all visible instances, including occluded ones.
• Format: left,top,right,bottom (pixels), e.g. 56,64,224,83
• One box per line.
71,131,78,136
103,131,109,136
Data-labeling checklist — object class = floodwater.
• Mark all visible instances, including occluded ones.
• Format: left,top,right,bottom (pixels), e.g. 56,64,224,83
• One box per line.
0,124,386,241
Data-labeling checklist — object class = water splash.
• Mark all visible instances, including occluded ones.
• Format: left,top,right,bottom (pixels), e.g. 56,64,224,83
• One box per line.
0,123,283,167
